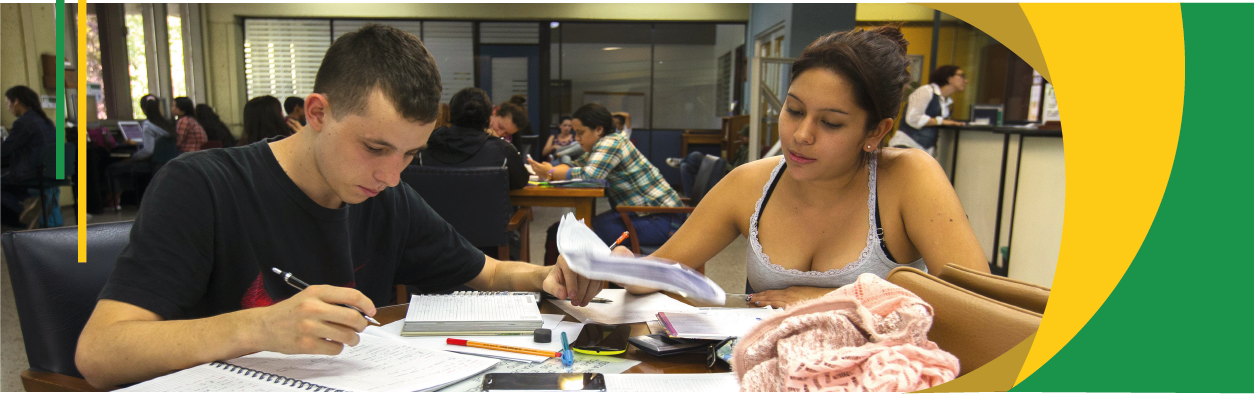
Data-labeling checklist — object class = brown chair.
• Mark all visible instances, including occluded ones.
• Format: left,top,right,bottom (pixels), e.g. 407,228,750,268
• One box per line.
937,264,1050,314
679,129,725,158
885,267,1042,376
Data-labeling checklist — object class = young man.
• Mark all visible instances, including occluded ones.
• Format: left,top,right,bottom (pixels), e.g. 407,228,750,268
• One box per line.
284,96,306,133
75,25,605,388
611,111,632,140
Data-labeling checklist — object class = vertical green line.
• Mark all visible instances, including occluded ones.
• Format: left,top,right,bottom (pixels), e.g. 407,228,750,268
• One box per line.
56,0,65,179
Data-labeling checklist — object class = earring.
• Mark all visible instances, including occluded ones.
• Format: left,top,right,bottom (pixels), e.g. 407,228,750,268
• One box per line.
866,145,872,150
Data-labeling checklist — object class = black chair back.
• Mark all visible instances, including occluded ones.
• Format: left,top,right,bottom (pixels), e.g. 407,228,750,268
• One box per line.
1,221,133,378
689,154,728,205
151,136,180,164
515,134,539,158
400,166,512,248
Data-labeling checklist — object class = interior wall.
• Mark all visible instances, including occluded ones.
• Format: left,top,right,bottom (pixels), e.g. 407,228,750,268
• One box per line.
200,3,749,136
1,3,59,127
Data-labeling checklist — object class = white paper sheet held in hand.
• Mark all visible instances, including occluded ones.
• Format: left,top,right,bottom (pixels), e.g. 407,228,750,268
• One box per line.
556,212,725,305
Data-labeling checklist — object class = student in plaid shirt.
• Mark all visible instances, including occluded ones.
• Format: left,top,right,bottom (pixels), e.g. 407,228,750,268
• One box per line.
172,97,208,152
529,103,685,262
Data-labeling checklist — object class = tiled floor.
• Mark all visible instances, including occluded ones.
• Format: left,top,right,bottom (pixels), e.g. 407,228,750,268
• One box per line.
0,201,748,391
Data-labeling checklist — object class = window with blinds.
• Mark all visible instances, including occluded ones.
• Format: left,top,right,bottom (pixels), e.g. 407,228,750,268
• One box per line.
243,19,331,99
332,20,422,42
423,21,475,104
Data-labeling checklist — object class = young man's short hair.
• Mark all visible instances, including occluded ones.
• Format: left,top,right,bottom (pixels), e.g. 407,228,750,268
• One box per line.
313,24,442,123
284,96,305,115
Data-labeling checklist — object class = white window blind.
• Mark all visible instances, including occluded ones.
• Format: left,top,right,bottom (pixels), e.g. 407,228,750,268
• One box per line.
332,20,422,42
423,21,474,104
480,22,539,44
243,19,331,99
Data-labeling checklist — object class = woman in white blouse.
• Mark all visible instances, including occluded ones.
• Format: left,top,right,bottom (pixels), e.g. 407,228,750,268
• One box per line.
891,65,968,156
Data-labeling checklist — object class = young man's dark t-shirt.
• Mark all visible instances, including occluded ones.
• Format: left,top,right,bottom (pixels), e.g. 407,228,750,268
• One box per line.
100,138,485,320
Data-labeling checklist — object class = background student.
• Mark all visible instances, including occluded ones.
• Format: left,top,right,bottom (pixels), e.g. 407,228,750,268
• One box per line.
528,103,685,264
238,95,292,146
891,65,968,155
418,87,529,190
172,97,208,153
104,94,173,210
1,85,56,228
285,96,306,132
490,95,529,143
195,104,237,147
616,27,990,309
542,115,582,164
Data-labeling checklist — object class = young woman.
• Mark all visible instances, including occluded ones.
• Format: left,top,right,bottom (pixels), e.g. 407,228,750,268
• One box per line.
528,103,684,258
891,65,969,155
418,87,529,190
195,104,238,147
619,27,990,308
489,95,529,143
171,97,208,152
542,115,582,163
238,95,291,146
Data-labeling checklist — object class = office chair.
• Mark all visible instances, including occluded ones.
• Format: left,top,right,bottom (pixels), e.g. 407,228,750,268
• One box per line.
400,166,531,298
615,154,727,259
885,266,1042,377
2,221,134,391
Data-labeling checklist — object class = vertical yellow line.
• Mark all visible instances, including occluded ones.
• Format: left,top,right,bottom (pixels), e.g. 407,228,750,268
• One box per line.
77,0,86,262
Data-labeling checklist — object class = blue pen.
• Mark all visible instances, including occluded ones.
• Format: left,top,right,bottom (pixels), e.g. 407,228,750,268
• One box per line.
560,332,574,366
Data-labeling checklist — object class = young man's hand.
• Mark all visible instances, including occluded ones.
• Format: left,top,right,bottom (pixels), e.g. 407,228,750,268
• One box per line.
253,285,376,355
545,256,605,307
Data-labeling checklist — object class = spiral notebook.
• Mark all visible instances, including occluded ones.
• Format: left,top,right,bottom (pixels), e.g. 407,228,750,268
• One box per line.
117,334,499,392
402,292,543,336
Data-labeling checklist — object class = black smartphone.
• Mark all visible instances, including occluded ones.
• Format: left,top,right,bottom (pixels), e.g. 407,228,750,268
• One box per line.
571,324,631,355
482,373,607,391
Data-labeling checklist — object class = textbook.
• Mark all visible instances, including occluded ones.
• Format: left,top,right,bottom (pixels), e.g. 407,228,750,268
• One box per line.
656,311,771,340
117,334,499,392
402,293,544,336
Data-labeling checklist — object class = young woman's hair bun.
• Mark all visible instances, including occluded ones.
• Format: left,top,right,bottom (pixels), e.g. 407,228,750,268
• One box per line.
508,95,527,106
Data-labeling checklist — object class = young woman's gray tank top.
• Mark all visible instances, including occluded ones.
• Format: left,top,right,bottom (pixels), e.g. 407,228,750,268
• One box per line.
745,155,927,293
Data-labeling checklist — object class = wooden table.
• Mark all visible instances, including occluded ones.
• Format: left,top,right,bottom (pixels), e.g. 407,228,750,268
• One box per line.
34,293,736,392
509,185,604,227
374,294,734,375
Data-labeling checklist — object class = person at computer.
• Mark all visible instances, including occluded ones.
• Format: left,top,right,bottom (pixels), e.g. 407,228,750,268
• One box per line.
606,27,990,309
172,97,208,153
195,104,237,147
75,25,605,389
527,103,685,265
1,85,56,228
890,65,968,156
104,94,174,210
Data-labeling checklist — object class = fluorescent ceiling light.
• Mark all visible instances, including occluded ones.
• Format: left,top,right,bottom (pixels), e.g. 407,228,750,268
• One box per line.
603,47,622,51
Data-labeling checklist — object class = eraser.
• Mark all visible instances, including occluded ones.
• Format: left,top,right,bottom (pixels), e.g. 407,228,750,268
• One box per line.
533,328,552,343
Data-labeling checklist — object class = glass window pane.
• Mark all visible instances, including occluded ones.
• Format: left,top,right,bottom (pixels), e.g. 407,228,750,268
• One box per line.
559,22,652,130
85,12,107,120
652,23,744,130
124,4,147,119
167,5,186,98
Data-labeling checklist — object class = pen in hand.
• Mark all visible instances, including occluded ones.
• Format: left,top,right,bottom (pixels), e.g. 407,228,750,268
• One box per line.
270,267,381,325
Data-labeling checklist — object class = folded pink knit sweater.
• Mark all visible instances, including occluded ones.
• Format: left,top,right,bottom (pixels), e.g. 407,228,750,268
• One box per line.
733,273,959,392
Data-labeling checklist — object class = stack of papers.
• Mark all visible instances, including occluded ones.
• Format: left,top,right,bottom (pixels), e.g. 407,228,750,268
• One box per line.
603,373,739,392
549,289,699,325
403,294,543,336
657,310,779,340
556,213,726,304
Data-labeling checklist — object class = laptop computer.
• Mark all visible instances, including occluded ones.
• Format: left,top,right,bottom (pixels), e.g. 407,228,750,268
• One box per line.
117,121,144,143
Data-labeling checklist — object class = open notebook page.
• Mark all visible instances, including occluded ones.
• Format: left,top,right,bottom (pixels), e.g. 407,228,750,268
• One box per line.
603,373,739,392
228,334,498,392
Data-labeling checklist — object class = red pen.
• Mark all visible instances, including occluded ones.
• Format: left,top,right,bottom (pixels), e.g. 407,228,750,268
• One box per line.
609,231,630,248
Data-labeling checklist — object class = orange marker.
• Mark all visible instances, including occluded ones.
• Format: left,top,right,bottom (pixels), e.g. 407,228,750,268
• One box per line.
446,338,560,358
610,231,630,248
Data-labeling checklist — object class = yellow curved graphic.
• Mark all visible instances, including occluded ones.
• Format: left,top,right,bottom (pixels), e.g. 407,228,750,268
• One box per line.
1014,3,1184,384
